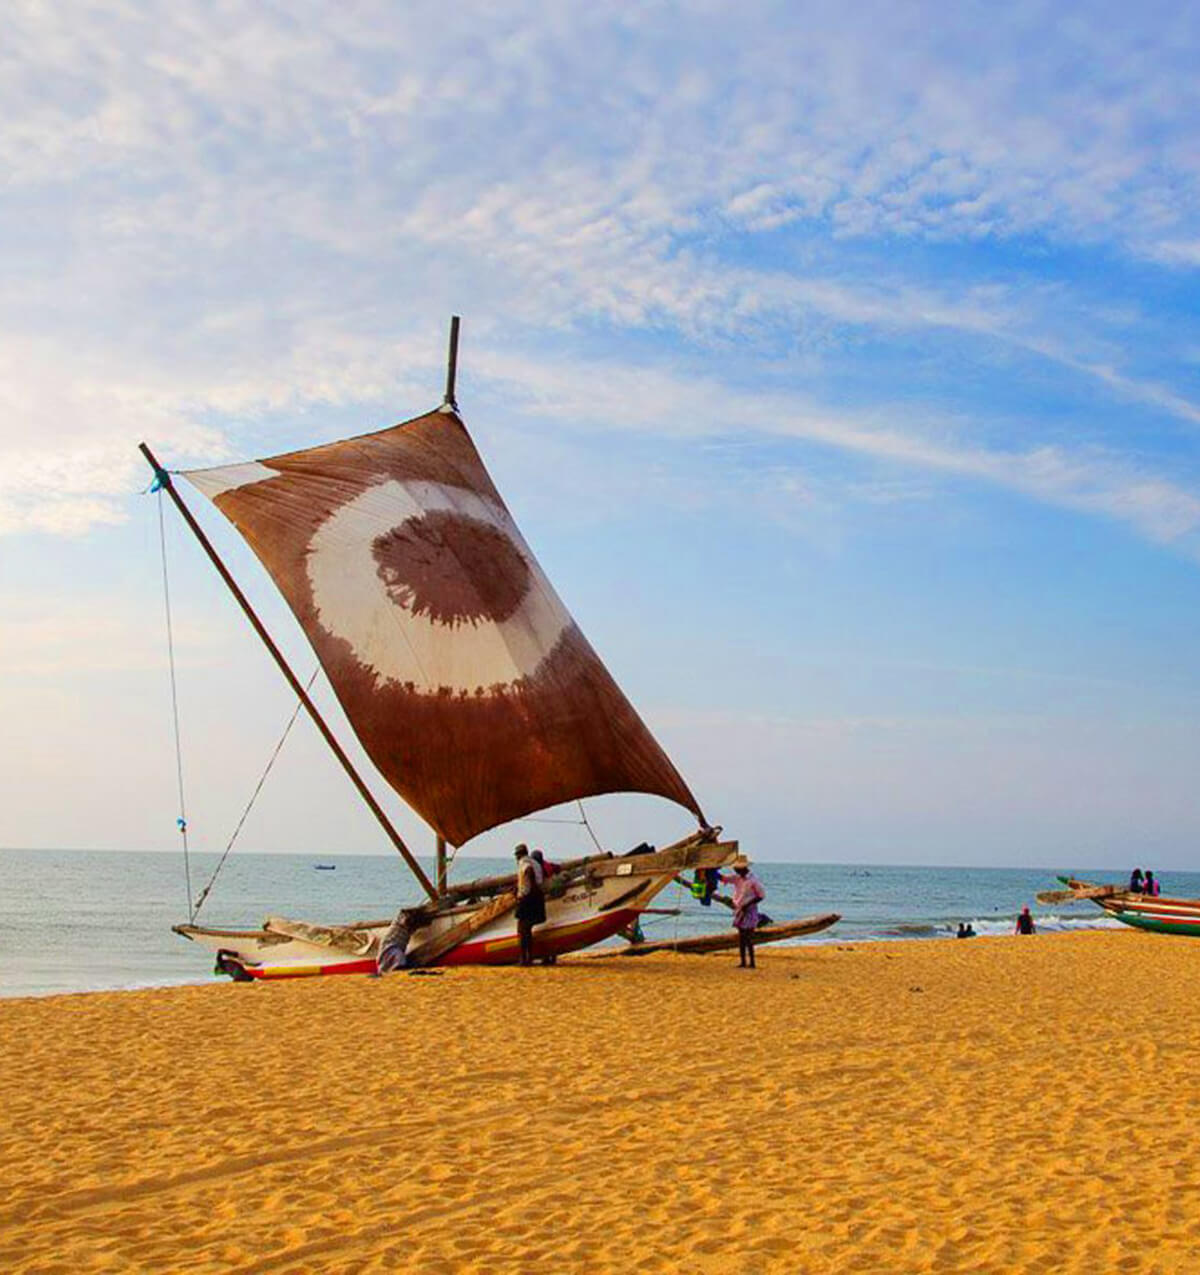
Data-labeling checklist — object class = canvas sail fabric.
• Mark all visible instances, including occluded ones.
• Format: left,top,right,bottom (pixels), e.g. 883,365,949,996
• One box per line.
183,409,702,846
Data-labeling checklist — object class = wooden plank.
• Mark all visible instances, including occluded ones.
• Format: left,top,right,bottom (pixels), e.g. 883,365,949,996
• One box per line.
1037,883,1120,904
407,892,517,967
587,840,737,880
578,913,841,958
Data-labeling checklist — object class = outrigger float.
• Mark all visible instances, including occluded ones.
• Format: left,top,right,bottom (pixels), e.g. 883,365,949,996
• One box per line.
145,319,833,980
1039,877,1200,938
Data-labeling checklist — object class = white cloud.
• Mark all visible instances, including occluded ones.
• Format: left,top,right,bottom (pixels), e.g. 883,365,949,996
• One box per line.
0,0,1198,555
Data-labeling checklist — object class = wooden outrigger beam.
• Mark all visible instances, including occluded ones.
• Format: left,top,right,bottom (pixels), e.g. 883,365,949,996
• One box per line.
438,829,727,904
580,912,841,958
139,443,439,903
1036,878,1121,905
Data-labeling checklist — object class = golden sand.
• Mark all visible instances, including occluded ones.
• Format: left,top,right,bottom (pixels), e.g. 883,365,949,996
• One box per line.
2,930,1198,1273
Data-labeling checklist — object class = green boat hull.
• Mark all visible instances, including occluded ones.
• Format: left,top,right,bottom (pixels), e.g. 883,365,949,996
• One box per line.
1055,877,1200,938
1110,912,1200,938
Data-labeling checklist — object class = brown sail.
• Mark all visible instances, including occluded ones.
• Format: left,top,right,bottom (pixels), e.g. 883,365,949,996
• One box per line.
183,407,703,847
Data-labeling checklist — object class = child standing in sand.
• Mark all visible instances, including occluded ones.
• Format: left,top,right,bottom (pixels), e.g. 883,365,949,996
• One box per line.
720,855,766,969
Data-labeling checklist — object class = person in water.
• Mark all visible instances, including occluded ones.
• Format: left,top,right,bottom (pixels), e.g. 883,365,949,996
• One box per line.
1144,870,1160,897
1129,868,1144,894
1015,906,1035,936
719,855,766,968
514,845,545,967
956,922,976,938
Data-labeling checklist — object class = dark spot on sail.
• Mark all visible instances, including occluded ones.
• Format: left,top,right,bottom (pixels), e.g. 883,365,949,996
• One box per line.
373,510,530,626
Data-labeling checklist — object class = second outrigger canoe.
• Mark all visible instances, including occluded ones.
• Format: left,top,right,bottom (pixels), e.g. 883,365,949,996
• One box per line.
1040,876,1200,938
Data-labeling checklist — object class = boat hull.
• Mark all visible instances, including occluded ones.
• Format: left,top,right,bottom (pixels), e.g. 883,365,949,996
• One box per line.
178,868,680,980
1062,879,1200,938
1096,897,1200,937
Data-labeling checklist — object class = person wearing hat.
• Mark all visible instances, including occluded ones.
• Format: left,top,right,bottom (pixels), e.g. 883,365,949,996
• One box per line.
719,855,766,969
514,844,545,966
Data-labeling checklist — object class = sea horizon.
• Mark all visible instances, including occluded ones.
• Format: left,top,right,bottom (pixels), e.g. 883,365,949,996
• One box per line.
3,846,1177,1001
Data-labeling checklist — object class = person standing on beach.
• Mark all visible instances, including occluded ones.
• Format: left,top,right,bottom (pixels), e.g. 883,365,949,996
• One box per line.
1015,906,1035,936
1129,868,1144,894
720,855,765,969
1144,870,1160,896
514,845,544,967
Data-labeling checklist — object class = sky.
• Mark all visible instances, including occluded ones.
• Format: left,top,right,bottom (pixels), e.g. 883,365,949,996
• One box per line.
2,1,1199,872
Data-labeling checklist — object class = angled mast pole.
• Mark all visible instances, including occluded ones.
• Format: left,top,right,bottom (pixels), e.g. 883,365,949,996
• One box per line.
139,442,439,903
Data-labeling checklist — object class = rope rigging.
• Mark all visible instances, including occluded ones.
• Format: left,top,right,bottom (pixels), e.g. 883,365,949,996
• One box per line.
154,481,320,921
191,667,320,919
514,801,604,853
156,492,193,922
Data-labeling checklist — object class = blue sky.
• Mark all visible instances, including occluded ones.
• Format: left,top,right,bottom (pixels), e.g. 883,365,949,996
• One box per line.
2,1,1199,869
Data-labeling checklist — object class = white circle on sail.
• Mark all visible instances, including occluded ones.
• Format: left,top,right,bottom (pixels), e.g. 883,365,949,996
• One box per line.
305,479,572,694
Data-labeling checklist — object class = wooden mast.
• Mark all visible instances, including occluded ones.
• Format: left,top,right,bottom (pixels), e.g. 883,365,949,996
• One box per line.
436,835,448,896
443,315,461,409
139,442,439,903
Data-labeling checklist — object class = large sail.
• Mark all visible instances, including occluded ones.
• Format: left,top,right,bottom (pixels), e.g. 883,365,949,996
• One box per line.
183,408,703,846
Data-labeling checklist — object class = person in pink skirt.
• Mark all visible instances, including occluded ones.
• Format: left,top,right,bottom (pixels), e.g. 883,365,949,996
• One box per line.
720,855,766,969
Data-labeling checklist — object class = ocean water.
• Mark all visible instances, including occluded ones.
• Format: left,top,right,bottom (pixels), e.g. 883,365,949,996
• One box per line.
2,849,1191,1000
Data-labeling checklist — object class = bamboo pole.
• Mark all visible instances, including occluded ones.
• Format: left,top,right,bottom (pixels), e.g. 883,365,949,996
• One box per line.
139,443,439,903
436,835,448,896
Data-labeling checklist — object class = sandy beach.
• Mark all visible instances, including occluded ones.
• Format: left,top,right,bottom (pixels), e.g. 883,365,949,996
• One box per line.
1,930,1197,1273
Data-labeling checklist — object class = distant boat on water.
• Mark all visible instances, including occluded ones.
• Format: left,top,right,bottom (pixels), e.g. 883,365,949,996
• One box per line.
314,864,337,871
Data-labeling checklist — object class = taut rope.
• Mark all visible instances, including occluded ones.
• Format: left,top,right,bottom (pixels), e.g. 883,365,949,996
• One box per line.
157,492,193,922
192,668,319,919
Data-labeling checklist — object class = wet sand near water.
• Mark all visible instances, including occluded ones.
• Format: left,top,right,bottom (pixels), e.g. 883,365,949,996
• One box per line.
1,929,1197,1273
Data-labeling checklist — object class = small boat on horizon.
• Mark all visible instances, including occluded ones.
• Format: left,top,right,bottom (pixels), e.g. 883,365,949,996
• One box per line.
313,864,337,871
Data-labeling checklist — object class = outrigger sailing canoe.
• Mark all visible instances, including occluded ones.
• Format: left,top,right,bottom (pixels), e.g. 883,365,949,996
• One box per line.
1039,877,1200,938
144,319,744,979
